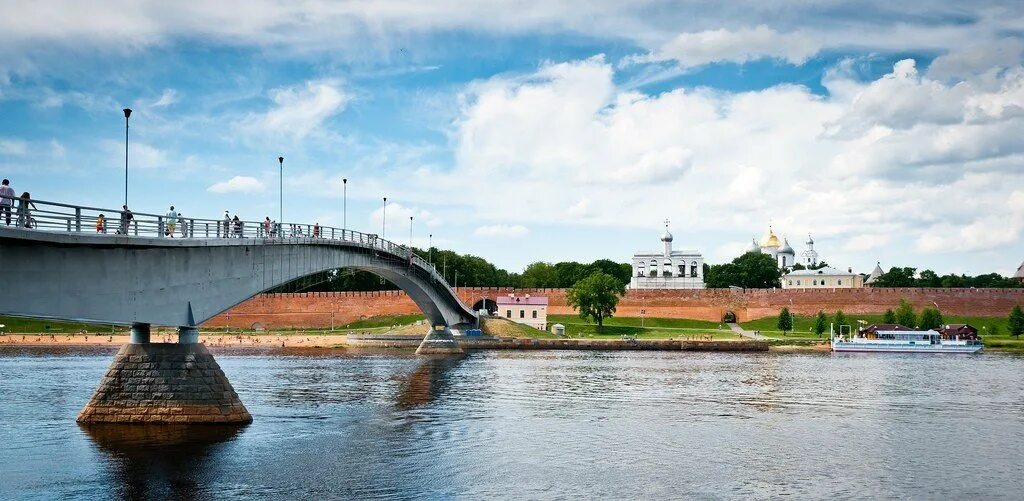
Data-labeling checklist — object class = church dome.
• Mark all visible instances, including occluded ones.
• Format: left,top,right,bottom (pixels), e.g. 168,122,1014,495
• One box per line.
778,238,795,255
760,227,780,248
748,238,761,253
660,229,673,242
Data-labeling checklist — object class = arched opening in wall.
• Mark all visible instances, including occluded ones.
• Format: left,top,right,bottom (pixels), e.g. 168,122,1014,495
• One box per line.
722,311,737,323
250,322,265,331
472,298,498,315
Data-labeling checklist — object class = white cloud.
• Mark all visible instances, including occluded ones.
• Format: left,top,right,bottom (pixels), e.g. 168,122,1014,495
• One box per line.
474,224,529,238
207,176,266,194
0,138,27,156
630,25,821,69
370,202,442,234
240,79,350,138
151,88,178,107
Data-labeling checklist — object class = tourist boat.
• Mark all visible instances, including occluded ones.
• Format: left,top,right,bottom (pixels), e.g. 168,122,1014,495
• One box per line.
831,329,983,354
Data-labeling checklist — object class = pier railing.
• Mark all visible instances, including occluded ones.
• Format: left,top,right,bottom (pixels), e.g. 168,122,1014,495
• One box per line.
0,194,451,289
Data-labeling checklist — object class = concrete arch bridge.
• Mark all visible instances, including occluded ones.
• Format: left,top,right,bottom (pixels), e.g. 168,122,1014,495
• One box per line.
0,195,476,423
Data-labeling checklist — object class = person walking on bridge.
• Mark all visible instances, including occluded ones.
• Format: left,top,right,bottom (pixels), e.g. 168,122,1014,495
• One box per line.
313,223,320,238
119,205,133,235
95,214,106,233
263,217,272,237
222,211,231,238
164,206,177,237
0,179,14,226
178,212,187,237
232,215,242,238
15,192,36,228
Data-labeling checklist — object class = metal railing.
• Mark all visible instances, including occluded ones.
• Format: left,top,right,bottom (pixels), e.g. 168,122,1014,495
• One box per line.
0,194,454,291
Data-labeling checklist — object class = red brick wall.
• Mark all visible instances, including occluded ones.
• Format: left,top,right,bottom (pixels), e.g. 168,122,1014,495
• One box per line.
204,287,1024,328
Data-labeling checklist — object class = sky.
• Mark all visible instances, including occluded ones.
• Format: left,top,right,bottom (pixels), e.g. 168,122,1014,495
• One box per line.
1,1,1023,275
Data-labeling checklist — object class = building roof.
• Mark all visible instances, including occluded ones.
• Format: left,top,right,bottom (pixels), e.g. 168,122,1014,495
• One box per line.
634,250,702,259
497,295,548,306
859,324,913,334
761,227,780,248
865,262,884,284
778,238,795,255
784,266,855,277
1015,261,1024,279
748,238,761,253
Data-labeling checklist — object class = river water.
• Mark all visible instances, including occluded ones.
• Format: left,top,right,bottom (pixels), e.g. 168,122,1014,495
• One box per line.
1,347,1022,499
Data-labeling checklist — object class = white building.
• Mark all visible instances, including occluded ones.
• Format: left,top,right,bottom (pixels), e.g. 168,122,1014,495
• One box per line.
497,294,548,330
630,221,705,289
783,266,865,289
748,226,796,269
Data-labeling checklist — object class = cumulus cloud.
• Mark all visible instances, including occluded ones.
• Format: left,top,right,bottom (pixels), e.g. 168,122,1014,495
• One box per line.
0,138,27,156
240,79,350,138
629,25,822,69
207,176,266,194
474,224,529,238
438,55,1024,265
370,202,442,235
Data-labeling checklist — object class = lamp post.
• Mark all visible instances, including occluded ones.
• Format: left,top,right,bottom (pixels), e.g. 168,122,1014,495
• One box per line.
429,233,433,265
342,178,347,231
382,197,387,238
409,216,413,249
123,108,132,207
278,156,284,224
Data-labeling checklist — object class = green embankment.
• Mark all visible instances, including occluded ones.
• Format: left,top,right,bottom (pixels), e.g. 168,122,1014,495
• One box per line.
340,314,427,330
0,316,122,334
546,314,739,340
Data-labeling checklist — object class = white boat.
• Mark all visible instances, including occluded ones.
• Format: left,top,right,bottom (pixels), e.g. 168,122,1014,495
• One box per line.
831,329,983,354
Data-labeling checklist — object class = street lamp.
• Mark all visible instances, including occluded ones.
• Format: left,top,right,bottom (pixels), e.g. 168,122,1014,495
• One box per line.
122,108,131,207
429,233,433,264
278,156,284,224
382,196,387,238
409,216,413,249
342,178,347,231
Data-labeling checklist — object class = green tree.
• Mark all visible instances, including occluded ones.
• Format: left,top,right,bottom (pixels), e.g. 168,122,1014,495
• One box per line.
833,310,848,334
919,307,943,330
882,309,896,324
521,262,560,288
1009,305,1024,339
705,252,782,289
989,324,1000,337
813,310,827,337
873,267,917,287
917,270,942,287
895,299,917,327
777,307,794,336
566,272,626,330
587,259,632,287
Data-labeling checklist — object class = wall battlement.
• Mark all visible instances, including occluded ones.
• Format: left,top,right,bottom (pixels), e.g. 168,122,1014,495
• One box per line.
204,287,1024,329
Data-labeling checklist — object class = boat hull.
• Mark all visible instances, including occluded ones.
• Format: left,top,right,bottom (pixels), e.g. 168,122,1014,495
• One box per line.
832,343,982,354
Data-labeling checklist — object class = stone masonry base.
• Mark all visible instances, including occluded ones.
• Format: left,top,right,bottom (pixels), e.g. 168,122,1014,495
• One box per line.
77,343,252,424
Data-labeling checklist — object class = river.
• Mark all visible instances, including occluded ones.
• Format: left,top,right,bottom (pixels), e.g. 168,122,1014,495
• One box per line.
1,347,1022,499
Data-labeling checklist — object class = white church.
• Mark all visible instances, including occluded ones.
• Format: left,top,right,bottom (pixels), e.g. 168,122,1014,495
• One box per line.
629,221,705,289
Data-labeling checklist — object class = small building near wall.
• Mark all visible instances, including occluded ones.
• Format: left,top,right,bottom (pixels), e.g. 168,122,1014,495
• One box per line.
782,266,864,289
630,221,705,289
497,294,548,330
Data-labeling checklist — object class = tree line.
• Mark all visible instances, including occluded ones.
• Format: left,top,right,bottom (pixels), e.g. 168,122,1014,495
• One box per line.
869,267,1021,288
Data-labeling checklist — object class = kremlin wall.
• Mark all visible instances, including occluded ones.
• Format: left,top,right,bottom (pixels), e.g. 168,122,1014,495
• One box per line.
203,287,1024,330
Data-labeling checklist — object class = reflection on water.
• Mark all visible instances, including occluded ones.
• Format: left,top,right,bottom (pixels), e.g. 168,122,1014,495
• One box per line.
2,347,1024,499
81,424,244,500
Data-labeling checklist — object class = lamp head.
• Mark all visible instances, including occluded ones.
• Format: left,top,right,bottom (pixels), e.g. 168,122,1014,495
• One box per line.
123,108,132,118
278,156,284,164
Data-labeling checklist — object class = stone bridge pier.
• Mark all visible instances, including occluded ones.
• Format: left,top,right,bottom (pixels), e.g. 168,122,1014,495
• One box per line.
77,323,252,424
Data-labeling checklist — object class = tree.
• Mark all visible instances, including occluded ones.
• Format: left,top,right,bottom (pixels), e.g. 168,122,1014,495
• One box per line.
882,309,896,324
919,307,943,330
566,272,625,331
895,299,917,327
705,252,782,289
1009,305,1024,339
833,310,848,334
521,262,560,288
777,307,793,336
587,259,632,287
917,270,942,288
814,310,827,337
872,267,917,287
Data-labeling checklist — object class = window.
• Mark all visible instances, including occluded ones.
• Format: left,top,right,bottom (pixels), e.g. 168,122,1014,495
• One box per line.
781,256,787,267
838,279,842,285
506,310,512,318
690,261,698,277
519,310,525,319
812,280,817,286
532,310,537,319
788,280,792,285
796,280,801,285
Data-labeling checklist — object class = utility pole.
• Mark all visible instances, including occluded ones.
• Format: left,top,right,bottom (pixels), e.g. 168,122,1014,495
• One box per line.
278,156,284,224
123,108,132,207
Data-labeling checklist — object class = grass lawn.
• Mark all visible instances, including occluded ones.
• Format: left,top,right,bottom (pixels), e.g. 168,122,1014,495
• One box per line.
339,314,426,330
480,317,558,339
546,314,737,339
0,315,122,334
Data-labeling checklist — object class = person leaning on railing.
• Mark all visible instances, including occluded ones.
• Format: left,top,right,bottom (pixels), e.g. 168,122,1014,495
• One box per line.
15,192,36,228
0,179,14,226
119,205,133,235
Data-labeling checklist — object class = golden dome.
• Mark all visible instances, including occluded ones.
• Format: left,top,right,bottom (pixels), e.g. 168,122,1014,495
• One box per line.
761,227,780,248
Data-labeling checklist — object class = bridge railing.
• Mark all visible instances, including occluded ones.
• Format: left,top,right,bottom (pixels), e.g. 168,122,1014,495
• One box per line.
0,194,456,292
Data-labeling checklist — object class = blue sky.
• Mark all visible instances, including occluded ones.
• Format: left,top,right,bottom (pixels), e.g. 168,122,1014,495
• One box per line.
2,1,1023,275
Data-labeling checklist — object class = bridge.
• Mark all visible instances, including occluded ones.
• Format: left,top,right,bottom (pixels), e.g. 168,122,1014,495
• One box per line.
0,195,477,424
